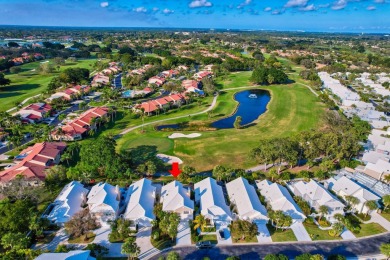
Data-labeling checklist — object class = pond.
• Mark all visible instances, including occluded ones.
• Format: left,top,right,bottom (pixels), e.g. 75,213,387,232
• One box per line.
211,89,270,129
155,123,182,131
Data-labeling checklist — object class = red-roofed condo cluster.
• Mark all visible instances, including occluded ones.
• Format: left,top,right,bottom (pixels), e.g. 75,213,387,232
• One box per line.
51,107,110,141
0,142,66,186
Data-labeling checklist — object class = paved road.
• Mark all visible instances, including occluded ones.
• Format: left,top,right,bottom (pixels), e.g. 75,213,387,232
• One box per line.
151,232,390,260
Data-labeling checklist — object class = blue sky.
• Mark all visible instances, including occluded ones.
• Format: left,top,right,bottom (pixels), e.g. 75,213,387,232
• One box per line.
0,0,389,32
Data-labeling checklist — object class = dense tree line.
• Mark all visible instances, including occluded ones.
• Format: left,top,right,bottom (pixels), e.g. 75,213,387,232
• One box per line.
250,111,369,171
251,66,288,84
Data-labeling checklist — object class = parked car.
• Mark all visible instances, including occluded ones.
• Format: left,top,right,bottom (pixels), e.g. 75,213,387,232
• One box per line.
196,241,212,249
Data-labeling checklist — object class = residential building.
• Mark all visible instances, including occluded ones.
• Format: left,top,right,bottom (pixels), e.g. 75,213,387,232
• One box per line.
87,182,120,224
194,71,212,81
51,107,109,141
256,180,306,223
288,180,344,222
194,177,232,226
17,103,52,123
325,176,380,214
160,180,194,220
124,178,156,227
0,142,66,185
47,181,89,224
36,250,95,260
226,177,268,222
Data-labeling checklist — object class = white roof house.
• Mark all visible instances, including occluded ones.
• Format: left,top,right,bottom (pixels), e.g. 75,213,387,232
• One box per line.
124,178,156,226
325,176,380,214
87,182,120,224
288,180,344,221
160,180,194,219
363,158,390,181
47,181,88,224
256,180,306,222
36,250,95,260
226,177,268,222
194,177,232,224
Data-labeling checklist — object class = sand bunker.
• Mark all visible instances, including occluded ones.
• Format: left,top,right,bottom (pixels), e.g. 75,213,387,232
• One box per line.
168,133,201,139
157,154,183,164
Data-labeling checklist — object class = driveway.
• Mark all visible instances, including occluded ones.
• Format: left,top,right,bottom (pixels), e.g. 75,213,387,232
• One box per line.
369,212,390,231
137,226,160,260
33,228,69,251
255,222,272,243
290,222,312,242
341,228,356,240
176,220,191,246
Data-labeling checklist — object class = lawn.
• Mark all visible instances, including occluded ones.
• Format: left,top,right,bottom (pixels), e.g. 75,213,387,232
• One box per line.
231,233,258,243
267,224,297,242
355,223,387,238
68,232,96,243
303,222,341,241
117,72,324,171
381,212,390,222
0,58,97,112
198,234,218,244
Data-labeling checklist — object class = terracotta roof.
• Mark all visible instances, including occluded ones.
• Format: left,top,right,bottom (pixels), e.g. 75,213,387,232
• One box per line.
0,142,66,183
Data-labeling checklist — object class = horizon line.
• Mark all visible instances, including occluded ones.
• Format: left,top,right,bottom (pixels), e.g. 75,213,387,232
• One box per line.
0,24,389,35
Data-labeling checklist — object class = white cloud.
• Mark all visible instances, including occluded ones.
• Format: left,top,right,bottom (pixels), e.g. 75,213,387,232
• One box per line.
100,2,109,8
152,7,159,12
284,0,308,8
189,0,213,8
264,7,272,11
300,4,316,11
331,0,347,10
374,0,384,3
367,5,376,10
162,8,174,14
133,7,147,13
237,0,252,8
272,9,284,15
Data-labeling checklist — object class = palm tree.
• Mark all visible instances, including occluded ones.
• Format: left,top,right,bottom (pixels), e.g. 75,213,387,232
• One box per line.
383,175,390,184
60,151,72,166
319,205,329,221
193,214,207,232
121,237,140,260
345,195,360,212
365,200,378,217
383,194,390,211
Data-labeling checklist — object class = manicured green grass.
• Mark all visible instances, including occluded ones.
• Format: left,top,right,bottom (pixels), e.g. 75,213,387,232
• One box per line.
116,71,325,171
232,233,258,243
68,232,96,243
0,59,97,112
303,223,340,241
381,212,390,222
267,224,297,242
355,223,386,237
198,234,218,244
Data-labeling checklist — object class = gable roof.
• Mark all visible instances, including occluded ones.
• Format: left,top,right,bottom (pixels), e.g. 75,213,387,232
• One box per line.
87,182,119,213
290,180,344,209
256,180,305,220
36,250,95,260
194,177,231,220
226,177,268,220
326,176,380,202
47,181,88,223
0,142,66,183
161,180,194,212
124,178,156,221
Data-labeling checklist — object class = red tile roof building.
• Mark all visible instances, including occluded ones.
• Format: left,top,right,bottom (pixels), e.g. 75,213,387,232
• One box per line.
51,107,109,141
17,103,52,123
0,142,66,185
136,94,186,114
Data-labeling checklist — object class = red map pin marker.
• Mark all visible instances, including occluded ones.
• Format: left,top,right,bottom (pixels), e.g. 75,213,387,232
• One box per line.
169,162,182,178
